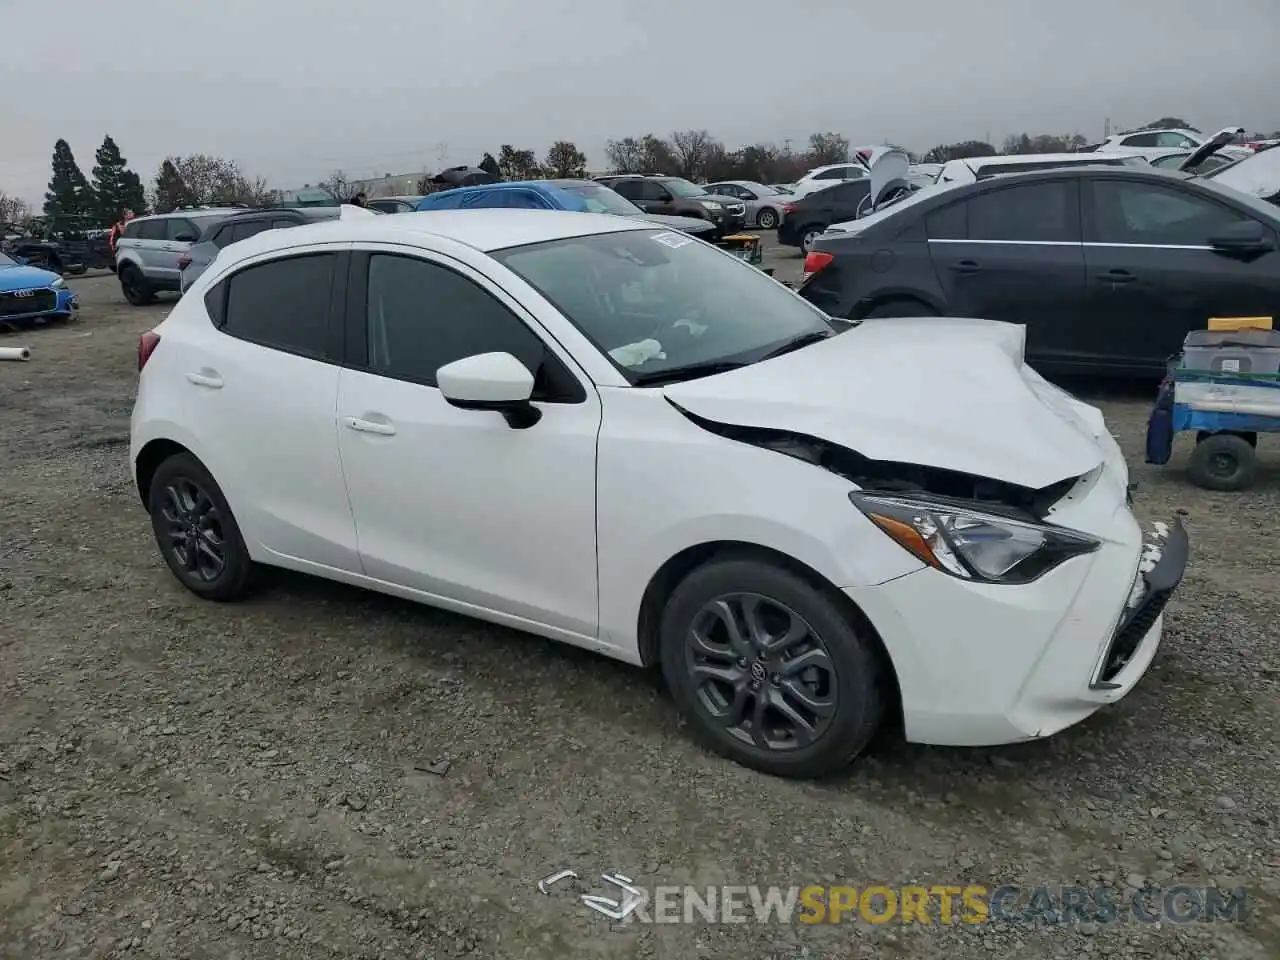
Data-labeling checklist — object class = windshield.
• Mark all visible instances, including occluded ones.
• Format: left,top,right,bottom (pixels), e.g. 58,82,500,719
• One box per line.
493,229,831,383
554,182,643,216
659,178,708,198
0,252,16,267
745,182,779,196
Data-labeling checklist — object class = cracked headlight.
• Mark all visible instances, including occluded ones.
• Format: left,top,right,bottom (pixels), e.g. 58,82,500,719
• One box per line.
850,492,1100,584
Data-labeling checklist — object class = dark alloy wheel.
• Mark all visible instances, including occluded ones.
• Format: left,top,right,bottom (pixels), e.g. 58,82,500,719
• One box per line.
660,557,885,778
1187,432,1257,491
149,453,254,600
685,594,838,751
120,264,154,306
757,208,779,229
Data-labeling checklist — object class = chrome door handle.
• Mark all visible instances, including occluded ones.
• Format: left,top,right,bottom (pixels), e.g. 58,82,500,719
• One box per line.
343,416,396,436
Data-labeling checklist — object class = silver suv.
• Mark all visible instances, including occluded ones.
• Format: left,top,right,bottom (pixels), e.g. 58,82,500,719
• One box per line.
115,209,235,305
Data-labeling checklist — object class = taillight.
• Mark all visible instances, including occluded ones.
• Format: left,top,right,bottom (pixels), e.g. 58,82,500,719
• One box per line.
783,203,797,215
801,251,834,283
177,255,192,270
138,331,161,372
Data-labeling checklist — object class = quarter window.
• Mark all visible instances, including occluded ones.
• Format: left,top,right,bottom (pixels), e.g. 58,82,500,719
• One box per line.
220,253,336,358
364,254,548,389
1089,181,1251,245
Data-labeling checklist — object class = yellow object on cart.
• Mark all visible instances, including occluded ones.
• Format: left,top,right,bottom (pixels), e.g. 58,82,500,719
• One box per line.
1208,316,1273,331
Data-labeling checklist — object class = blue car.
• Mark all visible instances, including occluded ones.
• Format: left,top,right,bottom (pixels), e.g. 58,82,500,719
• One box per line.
415,179,718,240
0,252,79,327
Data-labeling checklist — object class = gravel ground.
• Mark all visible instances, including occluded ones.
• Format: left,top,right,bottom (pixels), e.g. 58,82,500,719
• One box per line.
1,240,1278,960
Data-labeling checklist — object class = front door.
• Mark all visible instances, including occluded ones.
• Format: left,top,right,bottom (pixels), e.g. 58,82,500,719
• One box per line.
1080,177,1280,369
926,178,1088,365
335,247,602,637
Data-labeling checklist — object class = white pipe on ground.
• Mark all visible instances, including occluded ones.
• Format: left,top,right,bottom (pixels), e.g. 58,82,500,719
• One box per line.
0,346,32,361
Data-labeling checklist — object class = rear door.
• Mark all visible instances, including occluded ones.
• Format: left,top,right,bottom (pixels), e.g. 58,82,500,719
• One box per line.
155,217,202,285
927,179,1088,364
1080,176,1280,368
131,218,168,275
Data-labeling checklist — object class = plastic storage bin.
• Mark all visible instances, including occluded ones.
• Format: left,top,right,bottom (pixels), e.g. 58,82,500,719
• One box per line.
1180,329,1280,375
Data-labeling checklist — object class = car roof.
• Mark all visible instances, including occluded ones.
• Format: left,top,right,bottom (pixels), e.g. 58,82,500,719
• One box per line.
213,209,651,264
134,209,231,221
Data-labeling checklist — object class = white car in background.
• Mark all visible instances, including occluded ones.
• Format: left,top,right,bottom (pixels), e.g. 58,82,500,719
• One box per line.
1094,126,1253,163
130,209,1186,778
934,152,1149,186
786,162,869,199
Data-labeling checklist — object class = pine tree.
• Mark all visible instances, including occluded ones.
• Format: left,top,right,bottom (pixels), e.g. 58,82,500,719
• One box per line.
91,135,147,222
44,139,94,219
152,159,193,214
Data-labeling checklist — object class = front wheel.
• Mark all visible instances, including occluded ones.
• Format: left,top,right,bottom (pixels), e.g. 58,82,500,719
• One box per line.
757,208,779,229
149,453,255,601
659,557,885,778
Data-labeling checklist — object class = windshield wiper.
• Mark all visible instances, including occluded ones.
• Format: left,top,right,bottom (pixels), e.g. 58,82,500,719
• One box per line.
757,330,835,362
631,360,750,386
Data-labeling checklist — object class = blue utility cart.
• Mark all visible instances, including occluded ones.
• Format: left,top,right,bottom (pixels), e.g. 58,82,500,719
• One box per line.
1146,329,1280,491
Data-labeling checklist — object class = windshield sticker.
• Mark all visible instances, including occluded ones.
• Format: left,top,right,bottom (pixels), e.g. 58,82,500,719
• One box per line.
650,232,693,249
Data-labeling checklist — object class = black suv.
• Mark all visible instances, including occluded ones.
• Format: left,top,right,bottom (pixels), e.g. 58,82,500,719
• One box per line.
777,180,877,253
594,175,747,239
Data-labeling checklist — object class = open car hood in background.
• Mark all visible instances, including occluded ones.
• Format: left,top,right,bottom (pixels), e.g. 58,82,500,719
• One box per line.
854,146,912,208
1179,126,1246,171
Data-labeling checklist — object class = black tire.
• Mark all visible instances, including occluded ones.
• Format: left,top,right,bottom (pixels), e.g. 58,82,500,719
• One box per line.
120,264,155,306
799,225,825,254
757,207,779,229
863,299,938,319
1187,433,1257,491
148,453,255,601
659,557,885,778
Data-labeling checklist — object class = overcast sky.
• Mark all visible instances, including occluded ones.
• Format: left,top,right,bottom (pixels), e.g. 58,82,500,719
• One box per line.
3,0,1277,204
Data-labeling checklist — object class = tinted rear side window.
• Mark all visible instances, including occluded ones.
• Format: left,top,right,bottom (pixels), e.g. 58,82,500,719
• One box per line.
965,181,1077,242
135,219,166,240
220,253,336,359
926,202,967,240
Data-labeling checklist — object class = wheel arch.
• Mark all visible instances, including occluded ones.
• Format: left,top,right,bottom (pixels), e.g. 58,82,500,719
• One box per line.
134,438,198,508
853,289,945,320
635,540,903,726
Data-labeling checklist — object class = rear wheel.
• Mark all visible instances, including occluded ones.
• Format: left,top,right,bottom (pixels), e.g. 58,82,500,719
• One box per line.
119,264,155,306
659,556,885,778
148,453,255,601
800,226,824,253
757,208,779,229
1188,433,1257,491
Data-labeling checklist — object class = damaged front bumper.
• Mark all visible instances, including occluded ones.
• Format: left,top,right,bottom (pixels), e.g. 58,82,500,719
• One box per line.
1090,517,1189,690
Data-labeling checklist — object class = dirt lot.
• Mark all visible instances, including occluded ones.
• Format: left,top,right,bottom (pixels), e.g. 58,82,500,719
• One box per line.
2,241,1278,960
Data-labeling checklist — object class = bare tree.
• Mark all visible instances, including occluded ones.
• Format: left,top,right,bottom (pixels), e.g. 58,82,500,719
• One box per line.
319,170,351,203
605,137,646,174
0,190,31,222
669,129,718,180
806,132,850,166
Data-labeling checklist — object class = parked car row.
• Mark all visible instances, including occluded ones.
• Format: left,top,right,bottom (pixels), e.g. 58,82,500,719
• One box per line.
796,141,1280,375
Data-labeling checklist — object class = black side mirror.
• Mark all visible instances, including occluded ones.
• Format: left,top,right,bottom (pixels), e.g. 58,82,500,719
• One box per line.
1208,221,1273,256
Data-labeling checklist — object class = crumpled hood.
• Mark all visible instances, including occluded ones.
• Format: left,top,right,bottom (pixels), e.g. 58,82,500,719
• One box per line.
663,317,1106,490
0,263,60,290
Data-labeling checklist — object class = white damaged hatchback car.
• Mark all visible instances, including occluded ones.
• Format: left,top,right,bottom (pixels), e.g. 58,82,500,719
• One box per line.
130,210,1188,778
